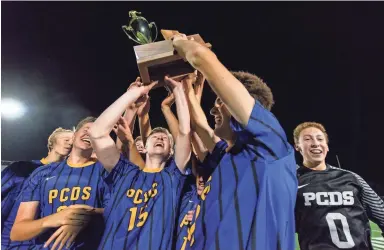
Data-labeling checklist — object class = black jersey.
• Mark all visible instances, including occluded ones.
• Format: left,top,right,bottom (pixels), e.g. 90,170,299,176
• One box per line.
295,164,384,250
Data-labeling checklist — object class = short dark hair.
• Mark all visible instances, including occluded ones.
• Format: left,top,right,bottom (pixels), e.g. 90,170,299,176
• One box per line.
134,136,143,143
75,116,96,132
231,71,274,111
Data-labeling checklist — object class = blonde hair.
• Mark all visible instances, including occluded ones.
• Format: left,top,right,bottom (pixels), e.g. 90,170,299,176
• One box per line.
146,127,174,149
47,127,74,151
293,122,329,145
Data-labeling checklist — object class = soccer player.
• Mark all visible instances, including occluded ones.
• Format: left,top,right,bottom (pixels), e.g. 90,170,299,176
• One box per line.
1,127,73,249
171,34,298,250
159,75,211,250
114,116,145,170
11,117,110,250
294,122,384,249
176,154,214,250
89,77,191,249
134,136,146,154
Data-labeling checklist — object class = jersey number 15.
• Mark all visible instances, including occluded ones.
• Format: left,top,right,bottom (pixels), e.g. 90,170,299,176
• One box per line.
128,206,148,231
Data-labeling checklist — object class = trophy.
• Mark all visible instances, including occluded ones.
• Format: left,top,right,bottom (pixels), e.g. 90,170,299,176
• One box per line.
122,11,211,86
122,11,158,45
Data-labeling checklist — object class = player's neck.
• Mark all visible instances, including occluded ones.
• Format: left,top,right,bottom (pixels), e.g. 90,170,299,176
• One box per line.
224,131,237,152
68,147,92,165
144,156,167,171
44,151,65,164
303,160,327,171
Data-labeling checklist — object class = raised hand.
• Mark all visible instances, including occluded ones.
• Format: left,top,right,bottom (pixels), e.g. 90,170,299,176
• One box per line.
137,95,150,117
171,33,198,60
127,77,157,101
161,89,175,109
164,76,183,91
113,116,133,144
194,71,205,104
177,72,197,100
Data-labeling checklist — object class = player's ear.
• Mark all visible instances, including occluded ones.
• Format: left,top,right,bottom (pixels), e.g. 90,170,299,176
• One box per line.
325,143,329,153
295,144,301,152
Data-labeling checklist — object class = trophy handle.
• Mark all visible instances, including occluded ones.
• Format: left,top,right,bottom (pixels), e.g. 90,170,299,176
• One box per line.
122,25,141,44
148,22,158,42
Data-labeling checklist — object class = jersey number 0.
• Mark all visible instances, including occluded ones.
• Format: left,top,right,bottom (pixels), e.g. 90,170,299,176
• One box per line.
325,213,355,248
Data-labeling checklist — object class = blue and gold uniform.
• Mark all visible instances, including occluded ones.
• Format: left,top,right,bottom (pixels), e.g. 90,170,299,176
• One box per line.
98,156,189,250
17,159,109,249
1,159,47,249
191,101,298,250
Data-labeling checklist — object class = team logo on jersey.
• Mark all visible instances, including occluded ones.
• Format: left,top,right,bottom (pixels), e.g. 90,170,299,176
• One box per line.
298,183,310,189
303,191,354,206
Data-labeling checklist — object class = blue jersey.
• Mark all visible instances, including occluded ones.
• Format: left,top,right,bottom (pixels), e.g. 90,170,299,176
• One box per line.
1,159,46,249
98,155,189,250
191,101,298,250
17,159,109,249
175,184,199,250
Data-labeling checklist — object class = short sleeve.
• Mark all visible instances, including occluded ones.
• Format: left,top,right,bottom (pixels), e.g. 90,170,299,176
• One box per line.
240,100,292,160
18,167,47,202
201,140,228,172
165,158,191,181
104,154,138,188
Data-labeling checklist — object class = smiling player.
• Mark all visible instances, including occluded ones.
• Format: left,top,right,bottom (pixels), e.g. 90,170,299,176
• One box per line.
89,77,191,249
171,34,298,250
1,127,74,249
11,117,110,250
294,122,384,250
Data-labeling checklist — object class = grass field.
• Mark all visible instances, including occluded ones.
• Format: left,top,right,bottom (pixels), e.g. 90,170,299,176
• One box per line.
295,221,383,250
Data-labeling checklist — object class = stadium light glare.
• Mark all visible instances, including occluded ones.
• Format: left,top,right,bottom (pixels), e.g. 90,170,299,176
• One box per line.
1,98,26,120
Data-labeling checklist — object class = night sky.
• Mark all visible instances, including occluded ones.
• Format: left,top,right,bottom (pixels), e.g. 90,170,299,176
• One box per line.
2,2,384,191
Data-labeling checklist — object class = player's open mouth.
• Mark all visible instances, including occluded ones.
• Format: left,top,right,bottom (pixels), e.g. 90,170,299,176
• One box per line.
154,142,164,148
82,138,91,145
310,149,322,154
214,117,222,124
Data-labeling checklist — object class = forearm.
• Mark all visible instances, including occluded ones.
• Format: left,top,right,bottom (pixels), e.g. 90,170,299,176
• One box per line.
175,40,254,126
185,89,218,152
11,216,51,241
138,114,152,144
187,90,211,133
123,108,138,133
173,85,191,171
191,131,208,162
90,91,140,139
161,106,179,140
173,86,190,136
116,108,137,152
116,138,123,152
127,141,145,169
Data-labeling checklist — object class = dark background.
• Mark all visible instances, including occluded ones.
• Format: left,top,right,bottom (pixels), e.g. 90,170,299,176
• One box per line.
2,2,384,193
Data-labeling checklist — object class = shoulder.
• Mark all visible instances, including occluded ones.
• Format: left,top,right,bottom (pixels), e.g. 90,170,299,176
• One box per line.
2,161,40,178
328,165,362,178
112,154,141,176
30,161,62,178
328,165,365,185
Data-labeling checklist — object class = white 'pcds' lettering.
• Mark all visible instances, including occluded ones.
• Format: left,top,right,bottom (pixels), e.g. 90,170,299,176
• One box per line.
303,191,354,206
